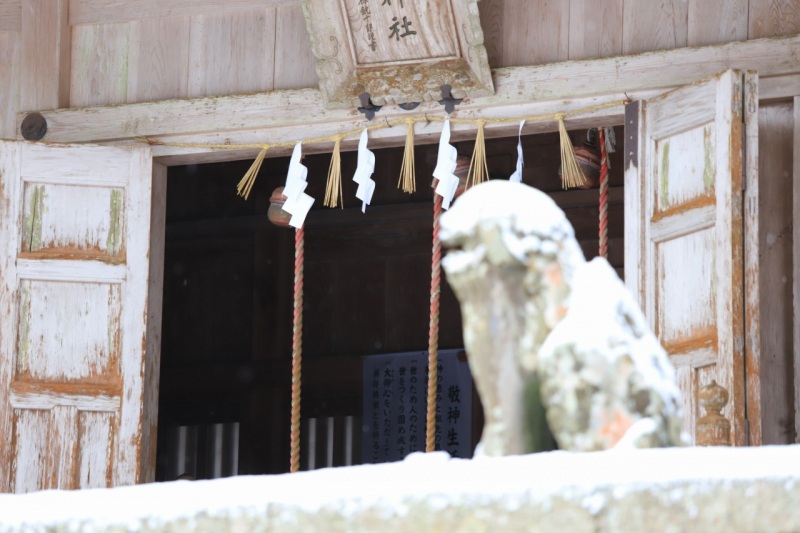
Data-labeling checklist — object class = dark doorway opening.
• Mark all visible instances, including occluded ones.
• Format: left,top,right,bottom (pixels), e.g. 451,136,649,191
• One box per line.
154,127,624,480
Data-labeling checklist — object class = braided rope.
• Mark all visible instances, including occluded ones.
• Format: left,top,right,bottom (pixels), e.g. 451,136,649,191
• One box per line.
598,129,609,259
290,226,304,473
426,193,443,453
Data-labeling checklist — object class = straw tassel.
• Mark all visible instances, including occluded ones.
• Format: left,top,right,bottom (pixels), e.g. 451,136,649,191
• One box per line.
324,139,344,208
397,119,416,193
558,116,586,189
466,121,489,189
237,147,268,200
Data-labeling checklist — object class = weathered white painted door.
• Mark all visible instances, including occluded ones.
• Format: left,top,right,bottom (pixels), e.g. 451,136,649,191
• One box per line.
0,141,163,492
625,69,760,446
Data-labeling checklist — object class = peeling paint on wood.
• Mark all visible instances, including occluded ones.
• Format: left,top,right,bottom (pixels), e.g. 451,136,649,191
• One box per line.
15,280,122,383
19,182,126,263
107,189,124,256
659,140,669,210
0,141,157,493
703,126,715,191
629,70,755,446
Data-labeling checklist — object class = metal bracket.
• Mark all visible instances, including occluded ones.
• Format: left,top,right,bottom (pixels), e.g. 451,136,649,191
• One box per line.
398,101,420,111
357,92,382,121
438,84,463,114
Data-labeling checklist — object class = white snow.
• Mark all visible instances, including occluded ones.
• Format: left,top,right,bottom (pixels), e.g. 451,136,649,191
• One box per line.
2,446,800,529
440,180,583,267
544,257,683,412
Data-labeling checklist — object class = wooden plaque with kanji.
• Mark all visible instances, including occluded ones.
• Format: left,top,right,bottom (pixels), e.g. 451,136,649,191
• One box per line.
302,0,494,108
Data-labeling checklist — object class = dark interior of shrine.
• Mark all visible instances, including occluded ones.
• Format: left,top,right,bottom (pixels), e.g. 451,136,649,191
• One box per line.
154,127,625,481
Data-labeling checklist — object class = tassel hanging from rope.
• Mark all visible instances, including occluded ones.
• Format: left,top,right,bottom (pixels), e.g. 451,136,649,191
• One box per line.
466,121,489,189
237,147,268,199
324,138,344,208
598,128,609,259
290,226,304,473
557,116,586,189
397,119,416,193
426,192,443,453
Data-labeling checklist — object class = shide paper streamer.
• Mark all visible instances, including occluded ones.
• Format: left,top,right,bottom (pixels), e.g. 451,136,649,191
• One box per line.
352,129,376,213
432,119,460,210
282,142,315,228
509,120,526,183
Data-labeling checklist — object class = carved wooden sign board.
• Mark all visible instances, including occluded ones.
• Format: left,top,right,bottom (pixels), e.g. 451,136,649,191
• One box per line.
301,0,494,109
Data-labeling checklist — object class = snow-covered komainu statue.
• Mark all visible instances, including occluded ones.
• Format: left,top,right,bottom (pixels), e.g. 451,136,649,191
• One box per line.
440,180,684,455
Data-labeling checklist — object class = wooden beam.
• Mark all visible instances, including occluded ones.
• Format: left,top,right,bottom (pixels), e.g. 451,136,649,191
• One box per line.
762,74,800,101
19,0,70,112
15,35,800,163
794,96,800,444
69,0,299,26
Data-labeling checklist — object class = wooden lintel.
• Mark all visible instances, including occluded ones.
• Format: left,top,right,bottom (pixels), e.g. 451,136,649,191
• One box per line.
761,74,800,102
14,35,800,164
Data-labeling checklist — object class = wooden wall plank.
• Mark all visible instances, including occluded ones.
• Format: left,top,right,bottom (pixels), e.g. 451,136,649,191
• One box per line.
477,0,502,68
70,0,298,26
127,17,190,103
70,22,132,107
749,0,800,39
0,32,21,139
623,0,688,55
687,0,748,47
758,102,795,444
794,96,800,444
568,0,623,60
187,9,276,98
0,0,21,32
495,0,570,67
273,4,318,91
19,0,71,111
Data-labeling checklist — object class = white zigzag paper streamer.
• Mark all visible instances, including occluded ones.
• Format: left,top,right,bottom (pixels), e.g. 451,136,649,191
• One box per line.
282,142,314,228
352,129,376,213
432,119,459,210
509,119,525,183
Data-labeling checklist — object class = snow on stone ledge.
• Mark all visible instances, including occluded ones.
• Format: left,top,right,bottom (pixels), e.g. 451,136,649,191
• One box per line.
2,446,800,532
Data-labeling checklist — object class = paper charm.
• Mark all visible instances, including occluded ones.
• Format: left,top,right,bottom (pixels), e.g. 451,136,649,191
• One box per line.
509,120,526,183
352,129,376,213
432,119,460,210
281,142,315,228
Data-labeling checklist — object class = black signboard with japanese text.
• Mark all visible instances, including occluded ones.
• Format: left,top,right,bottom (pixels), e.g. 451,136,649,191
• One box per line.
362,349,472,463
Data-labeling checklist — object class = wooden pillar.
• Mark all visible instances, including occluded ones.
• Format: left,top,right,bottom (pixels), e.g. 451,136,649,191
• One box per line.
20,0,71,112
794,97,800,443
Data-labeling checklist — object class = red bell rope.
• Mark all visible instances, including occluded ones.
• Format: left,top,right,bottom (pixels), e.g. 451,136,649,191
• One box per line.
598,129,609,259
290,226,304,473
426,193,443,453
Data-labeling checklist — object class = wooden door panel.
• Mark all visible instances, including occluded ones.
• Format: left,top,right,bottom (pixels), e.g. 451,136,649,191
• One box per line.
16,279,122,383
627,69,758,445
655,224,718,363
0,141,158,493
20,182,125,260
77,410,115,488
